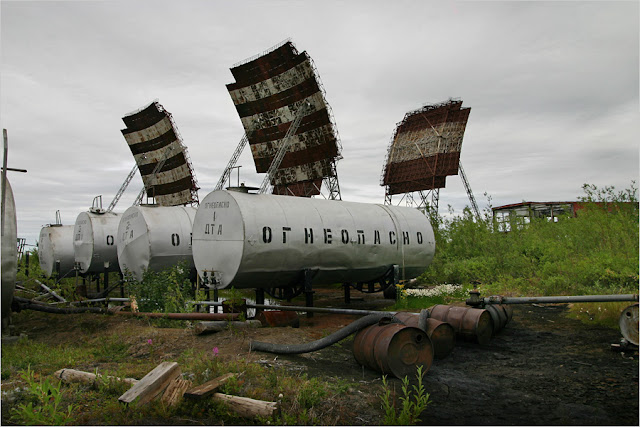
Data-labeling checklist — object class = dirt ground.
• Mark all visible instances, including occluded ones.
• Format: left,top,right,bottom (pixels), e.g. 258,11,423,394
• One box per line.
3,288,639,425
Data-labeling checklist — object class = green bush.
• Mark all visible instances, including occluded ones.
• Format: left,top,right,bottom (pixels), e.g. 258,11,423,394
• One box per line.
418,182,639,297
124,261,195,314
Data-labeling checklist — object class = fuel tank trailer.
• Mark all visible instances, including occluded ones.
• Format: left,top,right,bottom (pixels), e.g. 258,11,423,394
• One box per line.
117,205,197,281
192,190,435,289
73,211,121,274
38,225,75,278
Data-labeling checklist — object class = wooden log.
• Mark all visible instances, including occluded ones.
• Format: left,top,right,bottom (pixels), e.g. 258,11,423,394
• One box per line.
184,372,235,399
161,377,192,407
212,393,279,418
54,368,138,386
118,362,181,405
194,320,262,335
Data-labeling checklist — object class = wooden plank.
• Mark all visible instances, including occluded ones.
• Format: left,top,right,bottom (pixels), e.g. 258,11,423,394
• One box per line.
212,393,279,418
118,362,181,405
184,372,235,399
161,377,192,407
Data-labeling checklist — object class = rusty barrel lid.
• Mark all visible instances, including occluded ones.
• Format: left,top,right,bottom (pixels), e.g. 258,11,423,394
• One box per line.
429,305,493,345
393,312,455,359
425,318,455,359
619,304,639,345
354,322,433,379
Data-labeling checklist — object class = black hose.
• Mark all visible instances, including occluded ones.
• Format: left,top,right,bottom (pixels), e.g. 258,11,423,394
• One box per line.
14,296,108,314
249,313,400,355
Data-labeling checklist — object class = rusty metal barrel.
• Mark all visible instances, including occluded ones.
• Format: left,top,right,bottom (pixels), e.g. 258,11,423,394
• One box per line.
353,323,433,378
429,305,494,345
484,304,513,335
393,312,456,359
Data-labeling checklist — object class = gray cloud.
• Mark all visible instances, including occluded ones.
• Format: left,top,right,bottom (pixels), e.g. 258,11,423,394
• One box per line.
1,0,637,246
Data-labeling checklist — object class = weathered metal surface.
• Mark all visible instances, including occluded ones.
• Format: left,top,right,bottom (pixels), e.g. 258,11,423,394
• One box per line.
38,225,75,278
619,304,639,345
256,310,300,328
381,99,471,196
1,177,16,324
121,101,199,206
192,190,436,289
117,205,197,281
73,211,121,274
429,305,493,345
226,41,341,195
483,294,639,305
353,323,433,378
393,312,456,359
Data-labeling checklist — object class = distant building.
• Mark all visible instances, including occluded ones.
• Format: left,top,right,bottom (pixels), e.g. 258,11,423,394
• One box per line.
492,201,637,231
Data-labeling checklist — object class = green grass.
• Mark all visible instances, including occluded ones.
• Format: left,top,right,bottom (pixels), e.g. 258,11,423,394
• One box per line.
2,327,358,426
418,182,638,300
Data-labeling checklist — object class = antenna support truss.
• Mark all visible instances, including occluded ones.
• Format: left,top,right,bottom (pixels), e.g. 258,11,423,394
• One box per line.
458,162,480,219
215,133,249,191
259,102,311,194
107,164,138,213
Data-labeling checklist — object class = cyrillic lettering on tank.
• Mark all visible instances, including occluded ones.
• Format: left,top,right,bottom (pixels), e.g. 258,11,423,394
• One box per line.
389,231,396,244
282,227,291,243
417,232,423,244
357,230,365,244
374,230,381,244
262,226,272,243
305,228,314,244
324,228,332,244
341,229,350,244
402,231,410,245
217,225,223,235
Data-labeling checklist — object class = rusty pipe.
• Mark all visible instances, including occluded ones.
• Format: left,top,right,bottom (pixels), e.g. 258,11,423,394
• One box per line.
115,311,240,321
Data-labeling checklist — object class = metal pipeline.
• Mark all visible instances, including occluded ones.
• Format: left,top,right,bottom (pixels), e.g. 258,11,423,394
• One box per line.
115,311,240,321
14,296,108,314
249,313,400,354
15,297,237,320
191,301,395,317
481,294,639,305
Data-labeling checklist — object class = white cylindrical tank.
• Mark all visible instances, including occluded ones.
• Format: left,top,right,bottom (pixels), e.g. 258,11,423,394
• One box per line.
1,178,17,326
73,211,121,274
192,190,436,289
38,225,75,278
117,205,197,281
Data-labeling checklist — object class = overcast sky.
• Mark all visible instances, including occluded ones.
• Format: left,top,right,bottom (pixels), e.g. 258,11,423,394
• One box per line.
1,0,638,246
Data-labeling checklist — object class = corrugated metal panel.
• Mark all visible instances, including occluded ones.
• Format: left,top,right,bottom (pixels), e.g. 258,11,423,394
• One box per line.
227,42,340,196
382,99,470,194
121,101,199,206
228,60,314,105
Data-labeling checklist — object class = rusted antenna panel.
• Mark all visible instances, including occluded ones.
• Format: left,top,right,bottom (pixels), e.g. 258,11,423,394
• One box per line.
381,99,471,196
226,40,342,197
120,101,199,206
